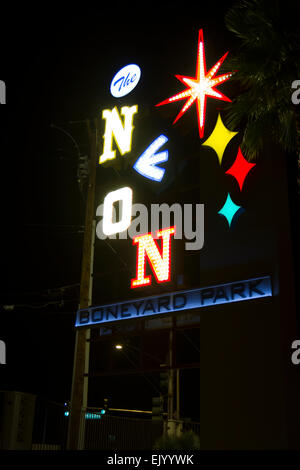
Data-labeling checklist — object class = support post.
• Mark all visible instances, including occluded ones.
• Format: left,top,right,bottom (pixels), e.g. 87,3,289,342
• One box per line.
168,329,174,420
67,120,98,450
176,368,180,420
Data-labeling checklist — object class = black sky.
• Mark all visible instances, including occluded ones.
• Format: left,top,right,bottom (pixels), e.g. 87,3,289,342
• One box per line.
1,1,299,418
0,3,237,408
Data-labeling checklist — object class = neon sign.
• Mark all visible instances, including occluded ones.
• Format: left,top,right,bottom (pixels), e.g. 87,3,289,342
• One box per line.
201,113,256,225
156,29,233,138
133,134,169,182
75,276,272,327
218,193,241,227
225,147,256,190
102,187,133,236
110,64,141,98
99,105,138,164
131,226,176,288
92,29,259,304
202,113,238,164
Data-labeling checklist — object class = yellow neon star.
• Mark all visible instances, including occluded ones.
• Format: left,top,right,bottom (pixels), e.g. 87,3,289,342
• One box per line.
156,29,233,138
202,113,238,164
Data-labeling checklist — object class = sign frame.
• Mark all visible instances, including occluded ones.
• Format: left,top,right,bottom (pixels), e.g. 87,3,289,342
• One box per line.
75,275,272,328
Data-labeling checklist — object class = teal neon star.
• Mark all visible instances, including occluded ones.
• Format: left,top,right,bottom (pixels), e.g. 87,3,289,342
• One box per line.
218,193,241,227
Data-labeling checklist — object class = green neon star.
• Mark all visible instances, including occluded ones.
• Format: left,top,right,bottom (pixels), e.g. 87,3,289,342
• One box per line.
218,193,241,227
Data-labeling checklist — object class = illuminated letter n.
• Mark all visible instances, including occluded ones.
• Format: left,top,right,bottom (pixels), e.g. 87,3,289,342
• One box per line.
99,105,138,164
131,226,176,288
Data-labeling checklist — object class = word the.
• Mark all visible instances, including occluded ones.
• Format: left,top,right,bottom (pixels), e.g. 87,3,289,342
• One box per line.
110,64,141,98
96,198,204,251
75,276,272,327
0,80,5,104
291,340,300,365
0,340,6,364
291,80,300,105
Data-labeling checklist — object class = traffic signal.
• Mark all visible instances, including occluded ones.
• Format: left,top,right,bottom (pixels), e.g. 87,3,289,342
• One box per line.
77,155,89,180
104,398,109,412
152,396,164,421
77,155,89,192
64,401,70,417
159,371,169,394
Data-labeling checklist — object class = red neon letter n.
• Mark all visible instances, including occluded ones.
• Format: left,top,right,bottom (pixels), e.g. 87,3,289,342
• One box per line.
131,226,176,288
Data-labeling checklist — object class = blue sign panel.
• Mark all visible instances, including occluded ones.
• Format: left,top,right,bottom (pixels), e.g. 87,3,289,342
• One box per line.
75,276,272,328
110,64,141,98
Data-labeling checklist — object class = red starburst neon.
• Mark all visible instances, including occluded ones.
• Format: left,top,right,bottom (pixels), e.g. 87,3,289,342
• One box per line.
156,29,233,138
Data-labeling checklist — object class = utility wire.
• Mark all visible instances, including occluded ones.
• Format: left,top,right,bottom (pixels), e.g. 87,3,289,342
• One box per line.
24,224,84,229
119,349,161,396
1,283,80,297
182,331,200,354
103,240,133,275
2,298,79,311
50,124,81,160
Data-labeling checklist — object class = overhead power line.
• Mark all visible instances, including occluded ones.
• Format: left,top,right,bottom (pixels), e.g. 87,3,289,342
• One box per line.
2,298,78,311
0,283,80,298
24,224,84,229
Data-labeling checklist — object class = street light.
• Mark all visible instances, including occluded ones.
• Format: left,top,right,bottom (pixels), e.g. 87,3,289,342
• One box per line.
112,342,162,396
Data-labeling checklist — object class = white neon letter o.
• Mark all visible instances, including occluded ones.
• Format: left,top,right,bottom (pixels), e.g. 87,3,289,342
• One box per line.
102,187,132,236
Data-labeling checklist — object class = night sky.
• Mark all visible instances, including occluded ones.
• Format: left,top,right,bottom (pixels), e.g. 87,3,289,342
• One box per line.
1,1,299,427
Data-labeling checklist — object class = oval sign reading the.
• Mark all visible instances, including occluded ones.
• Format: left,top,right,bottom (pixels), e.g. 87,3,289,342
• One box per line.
110,64,141,98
